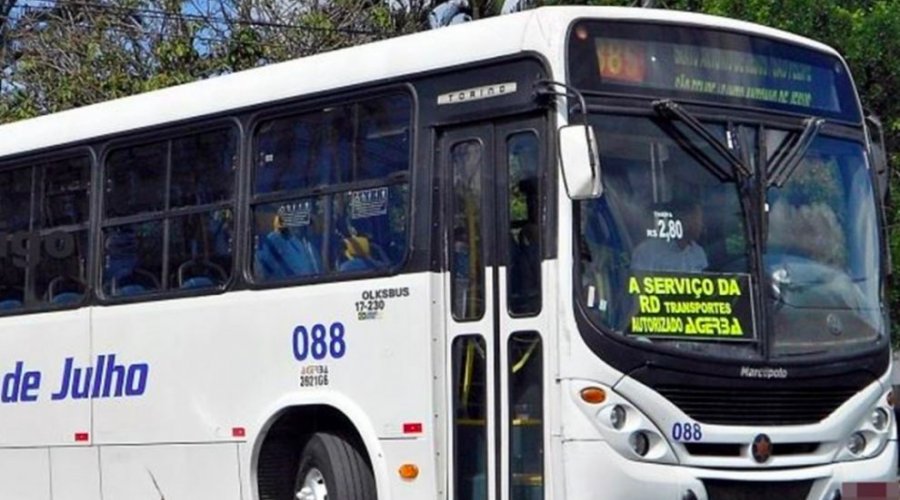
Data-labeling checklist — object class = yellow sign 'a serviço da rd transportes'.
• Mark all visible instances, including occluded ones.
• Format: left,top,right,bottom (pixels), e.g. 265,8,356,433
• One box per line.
627,272,754,340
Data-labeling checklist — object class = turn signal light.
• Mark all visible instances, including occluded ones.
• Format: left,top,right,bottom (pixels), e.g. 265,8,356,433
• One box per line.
580,387,607,404
398,463,419,480
887,391,895,407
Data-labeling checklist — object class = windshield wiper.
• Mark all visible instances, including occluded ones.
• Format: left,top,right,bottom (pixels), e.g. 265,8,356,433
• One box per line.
766,117,824,187
653,99,752,179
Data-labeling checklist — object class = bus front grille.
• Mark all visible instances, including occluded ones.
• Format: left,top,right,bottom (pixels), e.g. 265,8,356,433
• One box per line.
656,385,858,425
702,479,813,500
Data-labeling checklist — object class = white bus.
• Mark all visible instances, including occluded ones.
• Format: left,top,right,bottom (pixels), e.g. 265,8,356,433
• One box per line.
0,6,893,500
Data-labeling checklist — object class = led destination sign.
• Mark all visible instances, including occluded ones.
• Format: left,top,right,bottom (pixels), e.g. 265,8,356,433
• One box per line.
597,39,818,107
627,272,754,340
568,22,860,122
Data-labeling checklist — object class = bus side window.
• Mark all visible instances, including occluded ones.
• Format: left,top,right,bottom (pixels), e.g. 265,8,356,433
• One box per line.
250,93,412,284
170,210,232,289
0,166,32,310
0,155,92,311
254,108,353,193
102,222,163,296
105,143,166,218
357,95,410,180
169,130,236,290
253,198,325,280
102,127,237,298
171,129,236,208
332,186,409,274
37,156,91,306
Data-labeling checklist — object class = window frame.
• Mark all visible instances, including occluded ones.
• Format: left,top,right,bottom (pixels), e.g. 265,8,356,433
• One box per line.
244,89,416,289
96,118,242,303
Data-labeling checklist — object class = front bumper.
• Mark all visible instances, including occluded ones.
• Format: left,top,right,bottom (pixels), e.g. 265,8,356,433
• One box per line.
562,439,897,500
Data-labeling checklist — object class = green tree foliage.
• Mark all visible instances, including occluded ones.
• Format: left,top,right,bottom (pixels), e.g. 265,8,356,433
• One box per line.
1,0,206,118
0,0,425,119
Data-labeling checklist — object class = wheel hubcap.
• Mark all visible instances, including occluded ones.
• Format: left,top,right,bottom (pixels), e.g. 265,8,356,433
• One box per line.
296,468,328,500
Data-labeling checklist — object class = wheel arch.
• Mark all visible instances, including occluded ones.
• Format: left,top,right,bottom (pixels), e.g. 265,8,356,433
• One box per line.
250,392,389,500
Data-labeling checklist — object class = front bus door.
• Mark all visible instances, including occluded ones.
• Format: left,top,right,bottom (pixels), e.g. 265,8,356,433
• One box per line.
440,117,549,500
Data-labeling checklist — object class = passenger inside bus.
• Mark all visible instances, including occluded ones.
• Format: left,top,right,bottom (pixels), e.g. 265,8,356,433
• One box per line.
337,234,383,272
255,214,322,279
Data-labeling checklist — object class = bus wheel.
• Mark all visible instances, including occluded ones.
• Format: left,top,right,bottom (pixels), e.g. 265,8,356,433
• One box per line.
293,432,376,500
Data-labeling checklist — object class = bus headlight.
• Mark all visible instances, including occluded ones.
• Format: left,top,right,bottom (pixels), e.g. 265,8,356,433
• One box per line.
629,431,650,457
871,408,889,431
610,405,626,430
847,432,866,455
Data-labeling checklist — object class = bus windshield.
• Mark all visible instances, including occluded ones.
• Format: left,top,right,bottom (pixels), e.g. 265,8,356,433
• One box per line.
578,114,756,358
577,113,884,359
766,135,882,356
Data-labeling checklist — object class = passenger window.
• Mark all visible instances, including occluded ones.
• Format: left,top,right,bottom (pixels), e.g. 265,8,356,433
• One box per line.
250,93,411,284
169,210,233,289
0,155,91,311
171,129,237,207
102,222,163,296
105,143,166,217
0,166,27,307
357,95,410,181
255,108,353,193
0,167,32,233
102,126,237,298
253,198,325,280
44,156,91,226
332,186,408,273
35,231,89,306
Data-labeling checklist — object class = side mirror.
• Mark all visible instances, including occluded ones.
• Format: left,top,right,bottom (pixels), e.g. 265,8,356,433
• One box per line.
865,114,889,201
558,124,602,199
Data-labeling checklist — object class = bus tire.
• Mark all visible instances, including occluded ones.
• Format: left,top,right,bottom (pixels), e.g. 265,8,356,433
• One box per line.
293,432,376,500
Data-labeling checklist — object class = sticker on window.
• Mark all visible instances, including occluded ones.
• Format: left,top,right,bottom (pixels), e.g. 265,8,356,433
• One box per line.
646,210,683,242
278,201,312,227
350,188,389,220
